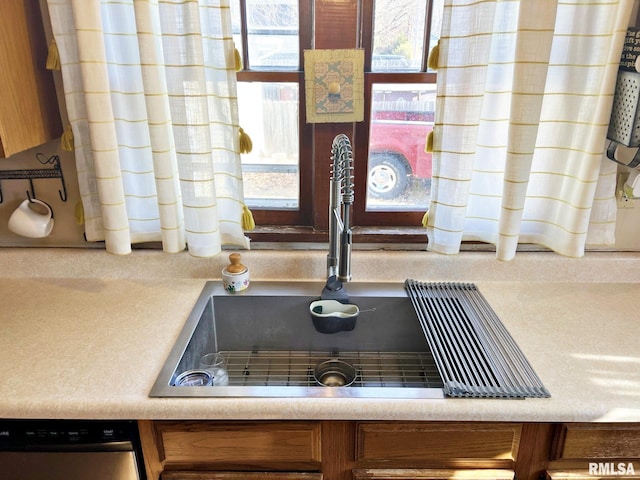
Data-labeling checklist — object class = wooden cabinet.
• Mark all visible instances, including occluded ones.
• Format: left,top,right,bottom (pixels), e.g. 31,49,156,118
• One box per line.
551,424,640,460
353,422,521,480
139,421,322,480
355,422,521,467
0,1,62,158
161,473,323,480
139,421,640,480
352,469,515,480
139,421,527,480
547,424,640,480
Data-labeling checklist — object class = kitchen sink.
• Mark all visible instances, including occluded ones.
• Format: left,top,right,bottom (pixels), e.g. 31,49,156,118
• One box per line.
150,281,445,398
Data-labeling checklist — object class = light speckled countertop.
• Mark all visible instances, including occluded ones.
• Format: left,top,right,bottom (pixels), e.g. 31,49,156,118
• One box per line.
1,248,639,422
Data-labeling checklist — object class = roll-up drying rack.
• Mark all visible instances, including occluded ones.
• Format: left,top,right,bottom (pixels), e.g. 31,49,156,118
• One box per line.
405,279,550,399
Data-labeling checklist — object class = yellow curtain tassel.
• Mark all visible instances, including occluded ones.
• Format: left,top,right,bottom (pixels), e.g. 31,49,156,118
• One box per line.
427,39,440,71
239,127,253,154
242,204,256,231
46,38,61,70
421,210,429,228
234,47,243,71
74,200,85,225
425,130,433,153
61,124,74,151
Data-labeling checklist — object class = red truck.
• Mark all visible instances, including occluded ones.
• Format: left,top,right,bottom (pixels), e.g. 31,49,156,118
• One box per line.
368,107,434,199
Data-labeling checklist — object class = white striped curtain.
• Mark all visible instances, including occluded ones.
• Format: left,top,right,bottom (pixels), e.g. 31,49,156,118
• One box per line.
47,0,250,256
427,0,632,260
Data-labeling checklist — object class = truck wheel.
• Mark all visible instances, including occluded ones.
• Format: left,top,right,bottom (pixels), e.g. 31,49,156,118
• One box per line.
368,153,410,199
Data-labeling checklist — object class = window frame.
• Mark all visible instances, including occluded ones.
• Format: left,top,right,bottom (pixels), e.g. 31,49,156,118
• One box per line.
236,0,435,244
236,0,313,228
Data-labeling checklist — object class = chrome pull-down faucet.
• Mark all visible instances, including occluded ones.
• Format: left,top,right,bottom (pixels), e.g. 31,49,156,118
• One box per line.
323,134,354,302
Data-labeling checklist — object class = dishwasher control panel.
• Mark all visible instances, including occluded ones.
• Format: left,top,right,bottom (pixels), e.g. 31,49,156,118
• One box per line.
0,420,137,451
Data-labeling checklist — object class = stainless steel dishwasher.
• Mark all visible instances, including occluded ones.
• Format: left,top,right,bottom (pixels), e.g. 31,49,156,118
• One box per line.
0,420,146,480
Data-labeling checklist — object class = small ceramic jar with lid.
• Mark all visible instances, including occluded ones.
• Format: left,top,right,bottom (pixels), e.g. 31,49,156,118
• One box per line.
221,253,250,293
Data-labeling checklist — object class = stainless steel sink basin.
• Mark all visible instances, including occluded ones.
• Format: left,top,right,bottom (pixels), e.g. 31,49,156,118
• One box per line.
150,281,445,398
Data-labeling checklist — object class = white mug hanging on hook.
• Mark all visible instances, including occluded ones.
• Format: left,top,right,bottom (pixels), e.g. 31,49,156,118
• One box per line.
8,198,54,238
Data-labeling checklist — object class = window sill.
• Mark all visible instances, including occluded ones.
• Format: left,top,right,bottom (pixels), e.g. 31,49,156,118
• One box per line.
246,225,428,248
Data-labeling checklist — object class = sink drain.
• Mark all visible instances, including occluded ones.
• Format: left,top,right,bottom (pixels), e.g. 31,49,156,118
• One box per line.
174,369,213,386
313,359,357,387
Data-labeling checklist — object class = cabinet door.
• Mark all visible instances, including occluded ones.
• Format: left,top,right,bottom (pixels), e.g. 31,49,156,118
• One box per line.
161,473,323,480
551,424,640,460
353,468,514,480
547,424,640,480
141,421,321,473
356,423,522,469
547,469,640,480
0,1,62,157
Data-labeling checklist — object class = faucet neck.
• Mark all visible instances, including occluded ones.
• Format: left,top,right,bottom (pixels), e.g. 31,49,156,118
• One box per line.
327,134,354,284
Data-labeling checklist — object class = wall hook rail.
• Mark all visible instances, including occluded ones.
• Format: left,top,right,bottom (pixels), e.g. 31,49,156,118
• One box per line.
0,154,67,204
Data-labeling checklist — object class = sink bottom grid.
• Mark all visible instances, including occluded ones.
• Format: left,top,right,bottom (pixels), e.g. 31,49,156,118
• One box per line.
218,350,444,388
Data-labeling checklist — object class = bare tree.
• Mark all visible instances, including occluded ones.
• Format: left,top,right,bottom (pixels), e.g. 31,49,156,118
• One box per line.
373,0,427,60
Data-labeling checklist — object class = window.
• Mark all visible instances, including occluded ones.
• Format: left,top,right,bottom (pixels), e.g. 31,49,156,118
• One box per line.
232,0,311,228
232,0,441,241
